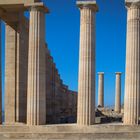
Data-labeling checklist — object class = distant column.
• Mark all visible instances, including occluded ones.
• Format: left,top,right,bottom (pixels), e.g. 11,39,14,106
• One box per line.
77,1,98,125
124,1,140,125
98,72,104,107
26,3,49,125
115,72,121,113
0,19,2,124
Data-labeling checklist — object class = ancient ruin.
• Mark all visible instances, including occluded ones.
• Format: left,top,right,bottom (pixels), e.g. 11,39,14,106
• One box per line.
0,0,139,139
124,0,140,125
77,0,98,125
2,0,77,126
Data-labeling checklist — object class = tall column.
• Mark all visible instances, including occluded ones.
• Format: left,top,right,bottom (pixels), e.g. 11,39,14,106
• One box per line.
15,14,29,123
98,72,104,107
26,3,49,125
124,1,140,125
77,1,98,125
0,19,2,124
115,72,121,113
5,13,28,124
5,23,17,124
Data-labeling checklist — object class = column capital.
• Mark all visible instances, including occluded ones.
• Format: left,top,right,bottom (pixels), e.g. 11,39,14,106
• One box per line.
24,2,49,13
126,1,140,9
98,72,104,75
76,0,98,12
115,72,122,75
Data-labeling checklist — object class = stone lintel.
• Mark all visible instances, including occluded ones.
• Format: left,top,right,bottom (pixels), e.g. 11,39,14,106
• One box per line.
24,2,49,13
0,0,41,12
1,12,19,22
76,0,98,11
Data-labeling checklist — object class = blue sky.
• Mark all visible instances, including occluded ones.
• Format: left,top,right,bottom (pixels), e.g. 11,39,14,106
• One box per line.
1,0,127,108
45,0,127,106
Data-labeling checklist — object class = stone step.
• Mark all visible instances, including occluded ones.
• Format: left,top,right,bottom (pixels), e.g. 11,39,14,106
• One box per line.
0,124,140,133
0,131,139,140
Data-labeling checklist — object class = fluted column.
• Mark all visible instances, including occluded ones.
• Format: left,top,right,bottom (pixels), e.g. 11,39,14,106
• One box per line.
77,1,98,125
115,72,121,113
26,3,49,125
5,12,29,124
98,72,104,107
124,1,140,125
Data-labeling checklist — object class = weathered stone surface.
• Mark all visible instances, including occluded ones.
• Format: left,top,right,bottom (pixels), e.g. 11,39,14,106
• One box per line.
77,1,98,125
124,2,140,125
0,124,139,140
5,12,28,124
15,13,29,123
1,0,77,127
45,48,77,124
27,5,47,125
5,24,17,124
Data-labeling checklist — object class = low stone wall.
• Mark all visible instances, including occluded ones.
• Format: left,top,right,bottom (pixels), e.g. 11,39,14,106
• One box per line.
0,124,140,140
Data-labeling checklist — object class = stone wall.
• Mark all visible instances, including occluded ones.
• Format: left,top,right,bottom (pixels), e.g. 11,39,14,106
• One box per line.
45,45,77,124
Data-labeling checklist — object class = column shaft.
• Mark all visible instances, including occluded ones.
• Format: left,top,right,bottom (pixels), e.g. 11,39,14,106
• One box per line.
124,6,140,125
98,73,104,107
115,73,121,113
5,24,18,124
27,6,46,125
5,13,28,124
16,13,29,123
77,6,96,125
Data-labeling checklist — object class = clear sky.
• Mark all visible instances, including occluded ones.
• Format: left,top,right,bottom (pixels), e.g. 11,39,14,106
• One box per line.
1,0,127,109
44,0,127,106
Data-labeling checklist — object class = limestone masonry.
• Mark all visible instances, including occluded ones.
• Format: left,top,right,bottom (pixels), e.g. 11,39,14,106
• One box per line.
0,0,139,139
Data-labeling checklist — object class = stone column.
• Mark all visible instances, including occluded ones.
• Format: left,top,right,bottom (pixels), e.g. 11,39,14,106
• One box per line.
124,1,140,125
5,23,18,124
77,1,98,125
115,72,121,113
98,72,104,107
5,13,28,124
0,19,2,124
15,13,29,123
26,3,49,125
